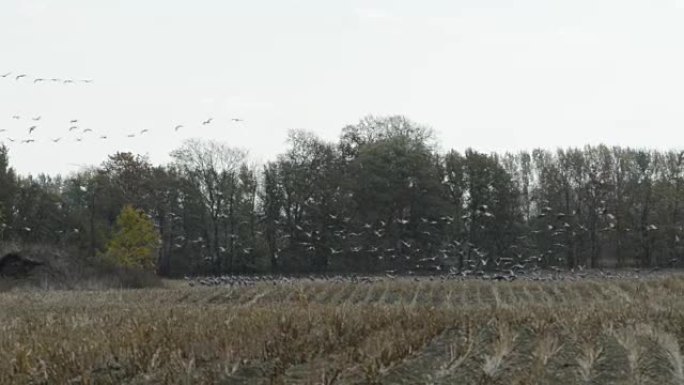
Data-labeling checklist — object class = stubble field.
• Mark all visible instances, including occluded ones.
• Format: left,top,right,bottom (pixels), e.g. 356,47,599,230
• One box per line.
3,275,684,384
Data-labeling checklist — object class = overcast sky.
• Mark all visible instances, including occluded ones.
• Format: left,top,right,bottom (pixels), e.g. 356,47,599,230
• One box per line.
2,0,684,175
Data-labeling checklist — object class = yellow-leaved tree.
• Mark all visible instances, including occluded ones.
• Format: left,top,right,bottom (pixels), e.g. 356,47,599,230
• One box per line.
106,205,160,271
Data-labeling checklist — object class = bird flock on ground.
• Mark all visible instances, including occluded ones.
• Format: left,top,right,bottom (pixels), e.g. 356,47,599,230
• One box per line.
181,203,673,286
0,70,245,145
184,268,671,288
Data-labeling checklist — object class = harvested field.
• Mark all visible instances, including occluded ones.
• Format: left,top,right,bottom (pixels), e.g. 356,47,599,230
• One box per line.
3,275,684,384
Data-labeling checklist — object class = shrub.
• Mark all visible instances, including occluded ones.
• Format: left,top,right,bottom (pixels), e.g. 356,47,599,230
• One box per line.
105,205,160,271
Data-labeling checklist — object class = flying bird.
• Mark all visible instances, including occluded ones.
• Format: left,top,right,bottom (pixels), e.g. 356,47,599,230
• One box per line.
231,118,244,122
68,126,78,131
52,138,61,143
82,128,93,133
99,135,107,139
70,119,78,124
0,72,11,78
63,79,74,84
202,118,213,125
28,126,37,134
11,115,20,120
33,78,45,83
174,124,183,131
127,134,136,138
80,79,93,84
15,74,27,81
32,116,41,121
140,129,149,134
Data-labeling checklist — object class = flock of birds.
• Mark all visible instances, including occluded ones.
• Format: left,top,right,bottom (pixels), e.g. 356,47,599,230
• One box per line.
1,71,93,85
0,114,245,145
181,203,677,287
185,268,671,288
0,70,245,145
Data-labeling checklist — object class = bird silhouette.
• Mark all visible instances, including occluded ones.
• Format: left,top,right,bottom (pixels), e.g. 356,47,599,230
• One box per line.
15,74,27,81
140,129,149,134
174,125,183,131
11,115,20,120
231,118,244,122
28,126,37,134
202,118,213,125
32,116,41,121
52,138,61,143
33,78,45,83
0,72,11,78
68,126,78,131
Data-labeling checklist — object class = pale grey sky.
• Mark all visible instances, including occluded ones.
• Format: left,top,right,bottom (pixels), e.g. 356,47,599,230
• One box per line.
2,0,684,175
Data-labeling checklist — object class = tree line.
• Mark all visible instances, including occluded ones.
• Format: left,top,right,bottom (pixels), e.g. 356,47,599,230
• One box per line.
1,115,683,276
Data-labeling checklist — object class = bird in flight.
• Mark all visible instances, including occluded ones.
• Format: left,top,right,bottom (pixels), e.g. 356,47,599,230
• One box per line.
140,129,149,135
83,128,93,133
127,134,136,138
22,139,35,144
32,116,41,121
28,126,37,134
68,126,78,131
33,78,45,83
6,138,14,142
11,115,20,120
99,135,107,139
52,138,62,143
0,72,11,78
15,74,27,81
81,79,93,84
202,118,213,125
231,118,244,122
174,124,183,131
70,119,78,124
